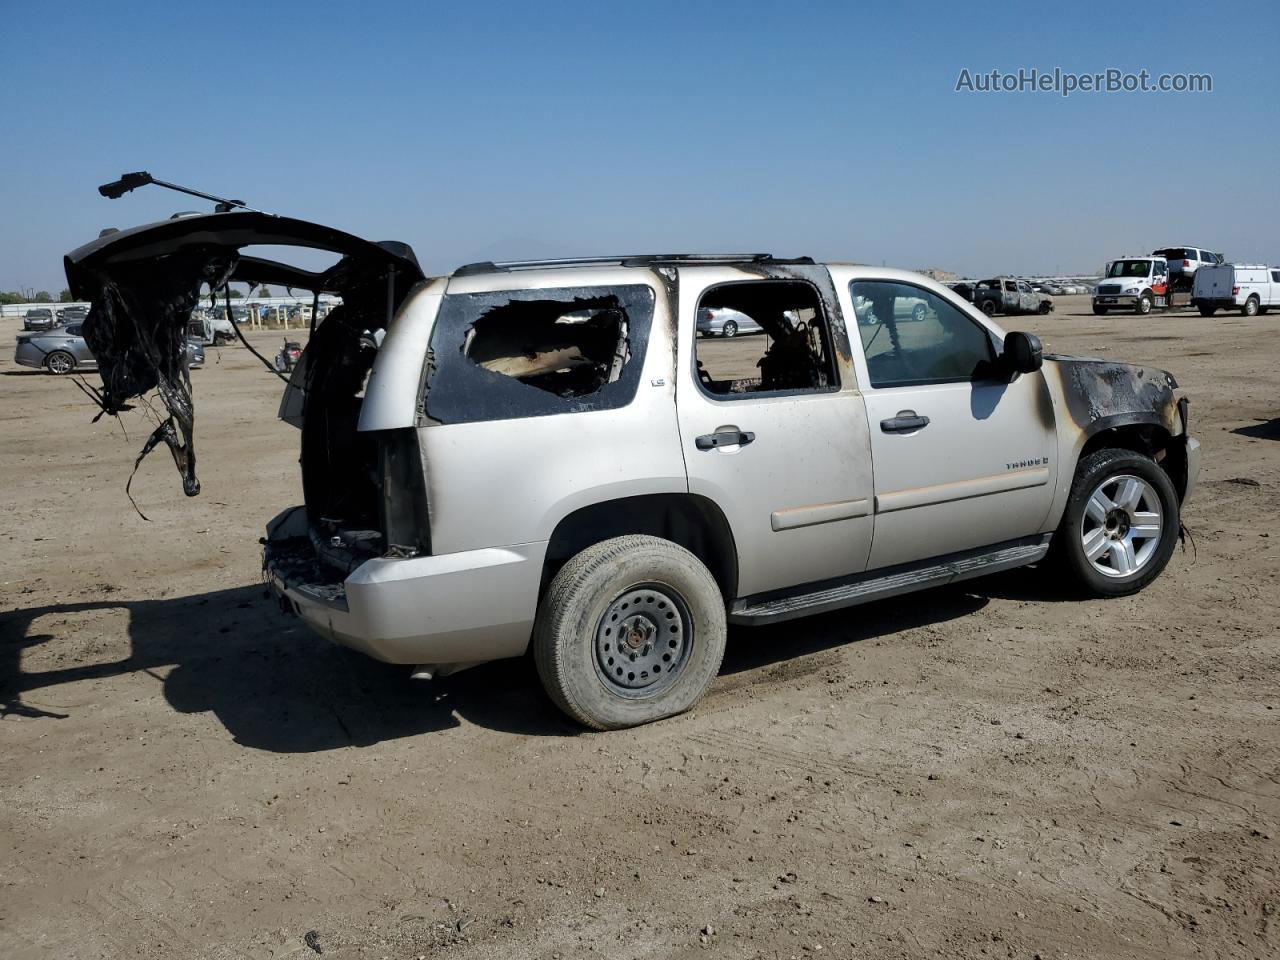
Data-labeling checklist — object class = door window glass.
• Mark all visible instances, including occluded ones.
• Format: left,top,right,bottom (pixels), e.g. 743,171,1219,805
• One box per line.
852,281,995,389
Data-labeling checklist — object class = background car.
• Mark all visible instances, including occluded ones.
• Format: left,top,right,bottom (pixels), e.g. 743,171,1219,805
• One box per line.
853,292,930,324
696,306,763,337
1153,246,1222,288
22,307,55,331
14,323,205,374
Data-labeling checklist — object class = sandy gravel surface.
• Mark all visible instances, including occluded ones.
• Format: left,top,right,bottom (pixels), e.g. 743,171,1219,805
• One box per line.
2,297,1277,959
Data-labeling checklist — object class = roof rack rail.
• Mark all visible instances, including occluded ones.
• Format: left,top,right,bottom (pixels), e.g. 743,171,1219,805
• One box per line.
452,253,814,277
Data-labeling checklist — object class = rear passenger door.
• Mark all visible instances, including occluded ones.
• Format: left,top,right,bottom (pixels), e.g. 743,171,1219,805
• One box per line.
833,273,1058,570
676,266,875,597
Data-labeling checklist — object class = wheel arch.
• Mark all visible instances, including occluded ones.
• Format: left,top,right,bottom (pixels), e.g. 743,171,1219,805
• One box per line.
1076,419,1189,503
542,493,738,602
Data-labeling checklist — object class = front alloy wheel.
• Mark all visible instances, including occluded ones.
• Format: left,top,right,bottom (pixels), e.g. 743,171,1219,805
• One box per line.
1056,448,1179,596
1080,475,1163,578
45,351,75,375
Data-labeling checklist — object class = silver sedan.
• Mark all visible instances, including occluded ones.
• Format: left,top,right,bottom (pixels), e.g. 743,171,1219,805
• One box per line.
696,306,764,338
14,323,205,375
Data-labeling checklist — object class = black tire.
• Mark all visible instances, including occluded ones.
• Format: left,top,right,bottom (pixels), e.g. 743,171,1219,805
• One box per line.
980,300,997,317
1092,304,1109,315
1136,293,1153,315
721,320,738,338
1037,300,1052,314
911,302,927,322
45,350,76,375
1055,448,1180,598
1242,296,1260,317
534,535,726,730
1197,304,1216,317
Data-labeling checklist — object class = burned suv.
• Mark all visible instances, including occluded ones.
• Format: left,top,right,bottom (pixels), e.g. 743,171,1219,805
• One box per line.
65,214,1201,730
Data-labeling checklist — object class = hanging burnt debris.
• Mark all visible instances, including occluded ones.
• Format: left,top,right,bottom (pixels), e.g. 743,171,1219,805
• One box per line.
63,201,424,511
82,253,236,504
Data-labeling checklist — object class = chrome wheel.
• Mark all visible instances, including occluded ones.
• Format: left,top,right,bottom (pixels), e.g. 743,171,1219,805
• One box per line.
721,320,738,338
1080,474,1163,578
46,351,75,375
594,583,691,697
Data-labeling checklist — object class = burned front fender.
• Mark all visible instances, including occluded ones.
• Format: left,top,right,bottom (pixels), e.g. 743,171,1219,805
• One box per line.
1041,354,1196,514
1045,354,1183,439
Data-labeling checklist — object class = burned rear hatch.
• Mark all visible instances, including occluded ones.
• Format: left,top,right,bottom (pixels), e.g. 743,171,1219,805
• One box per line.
63,211,424,506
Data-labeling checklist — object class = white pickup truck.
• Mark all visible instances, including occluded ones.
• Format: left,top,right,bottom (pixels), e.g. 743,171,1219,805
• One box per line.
1191,264,1279,317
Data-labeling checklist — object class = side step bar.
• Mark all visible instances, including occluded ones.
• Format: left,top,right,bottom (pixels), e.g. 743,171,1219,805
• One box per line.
729,535,1052,625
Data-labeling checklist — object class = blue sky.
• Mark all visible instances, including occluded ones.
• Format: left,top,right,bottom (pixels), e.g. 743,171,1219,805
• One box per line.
3,0,1277,291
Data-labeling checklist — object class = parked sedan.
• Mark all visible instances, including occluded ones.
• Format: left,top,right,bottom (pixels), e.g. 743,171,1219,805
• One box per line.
696,306,763,338
23,308,55,331
14,323,205,374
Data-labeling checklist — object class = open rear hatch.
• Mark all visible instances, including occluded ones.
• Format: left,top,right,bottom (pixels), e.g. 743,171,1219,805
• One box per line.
65,211,430,572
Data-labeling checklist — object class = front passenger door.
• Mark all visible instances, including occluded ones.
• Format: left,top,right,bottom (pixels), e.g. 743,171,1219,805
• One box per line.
838,277,1058,570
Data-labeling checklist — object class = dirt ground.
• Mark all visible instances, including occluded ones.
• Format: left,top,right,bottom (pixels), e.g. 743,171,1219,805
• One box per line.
2,296,1278,960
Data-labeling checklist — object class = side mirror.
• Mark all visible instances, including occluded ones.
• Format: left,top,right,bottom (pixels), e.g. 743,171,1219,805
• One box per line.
1002,331,1043,376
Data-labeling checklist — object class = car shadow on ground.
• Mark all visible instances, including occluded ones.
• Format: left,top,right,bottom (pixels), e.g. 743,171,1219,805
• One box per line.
2,569,1055,751
0,585,582,749
1232,418,1280,441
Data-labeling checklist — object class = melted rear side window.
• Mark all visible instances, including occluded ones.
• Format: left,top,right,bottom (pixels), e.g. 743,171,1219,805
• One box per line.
424,284,655,423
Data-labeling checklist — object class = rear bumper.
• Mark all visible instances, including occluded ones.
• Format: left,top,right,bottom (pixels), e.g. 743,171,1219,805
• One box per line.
264,507,544,666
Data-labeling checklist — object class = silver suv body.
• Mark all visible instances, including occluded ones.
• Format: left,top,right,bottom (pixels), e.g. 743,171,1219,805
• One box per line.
65,214,1202,729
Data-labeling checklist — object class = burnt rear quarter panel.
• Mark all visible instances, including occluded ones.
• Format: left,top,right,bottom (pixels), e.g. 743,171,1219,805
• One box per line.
419,269,685,556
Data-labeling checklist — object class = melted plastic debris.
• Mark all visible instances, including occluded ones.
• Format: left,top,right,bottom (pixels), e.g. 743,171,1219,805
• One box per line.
81,253,236,514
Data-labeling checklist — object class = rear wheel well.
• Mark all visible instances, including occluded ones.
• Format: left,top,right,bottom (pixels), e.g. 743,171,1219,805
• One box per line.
543,494,738,601
1078,424,1188,501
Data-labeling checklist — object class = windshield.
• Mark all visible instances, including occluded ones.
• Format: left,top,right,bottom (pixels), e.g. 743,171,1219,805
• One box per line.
1107,260,1151,278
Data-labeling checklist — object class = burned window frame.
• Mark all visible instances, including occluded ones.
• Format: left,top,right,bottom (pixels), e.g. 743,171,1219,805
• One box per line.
422,283,655,424
691,278,841,403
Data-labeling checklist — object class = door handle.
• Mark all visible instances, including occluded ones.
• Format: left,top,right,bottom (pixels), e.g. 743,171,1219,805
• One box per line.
880,410,930,433
696,429,756,450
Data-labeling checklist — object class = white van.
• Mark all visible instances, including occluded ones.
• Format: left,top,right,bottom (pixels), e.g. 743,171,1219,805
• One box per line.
1192,264,1279,317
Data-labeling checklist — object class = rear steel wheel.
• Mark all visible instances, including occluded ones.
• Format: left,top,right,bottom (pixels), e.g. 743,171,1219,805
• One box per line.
594,584,692,697
534,535,726,730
